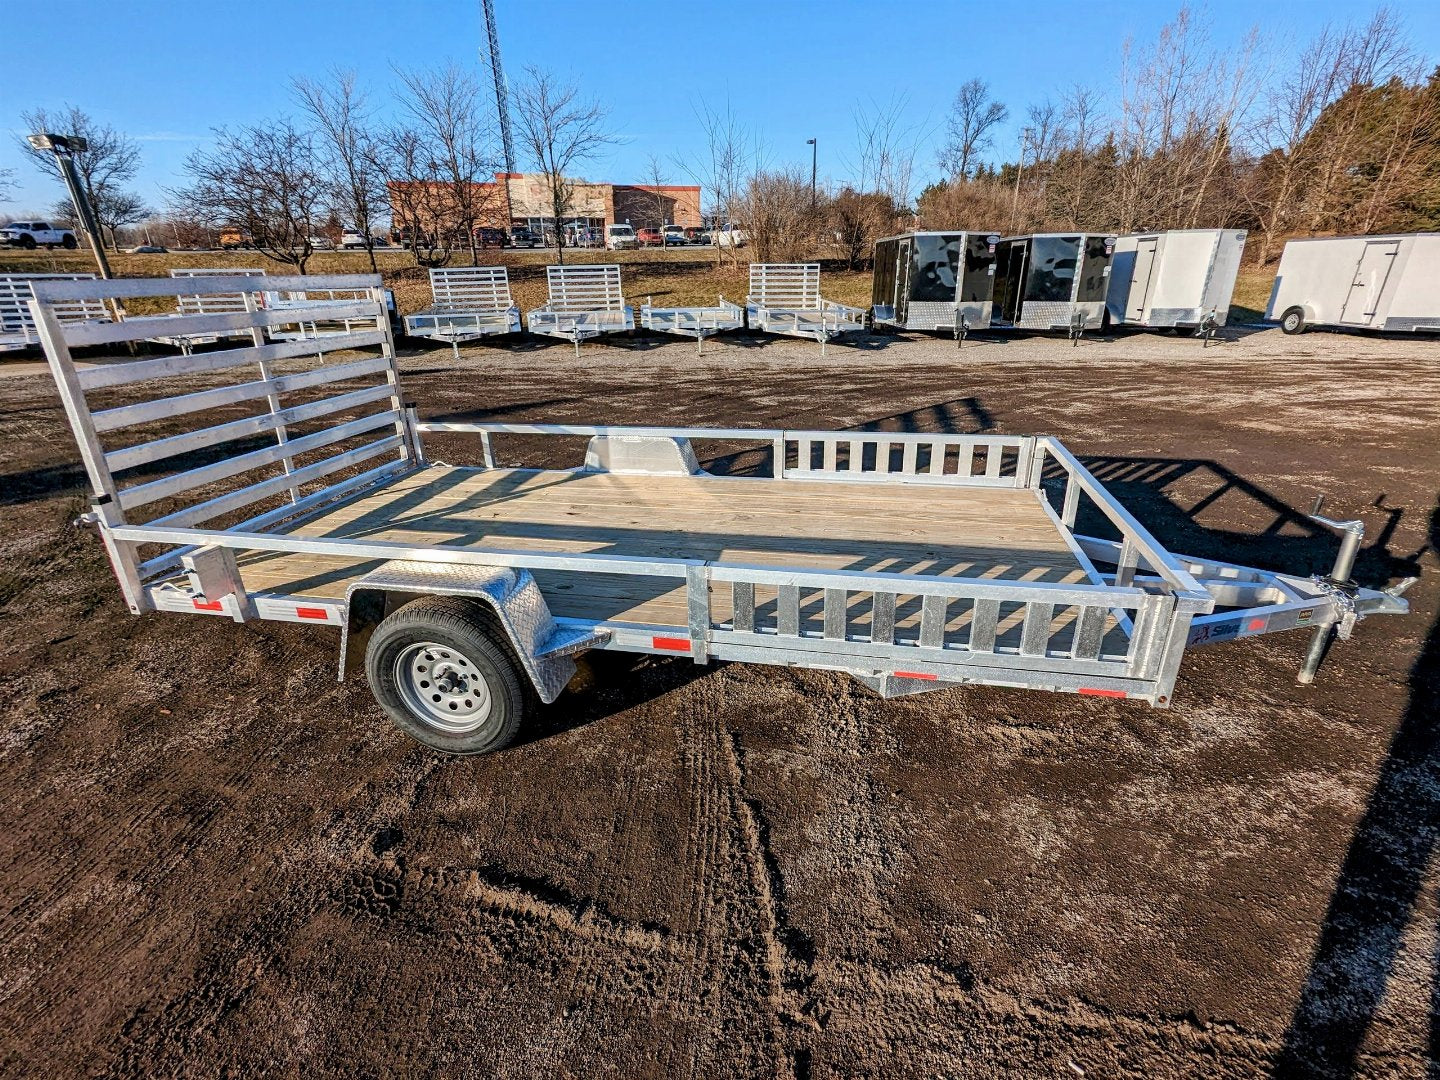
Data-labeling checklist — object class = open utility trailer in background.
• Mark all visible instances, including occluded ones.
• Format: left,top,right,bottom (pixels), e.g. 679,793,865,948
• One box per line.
31,274,1412,755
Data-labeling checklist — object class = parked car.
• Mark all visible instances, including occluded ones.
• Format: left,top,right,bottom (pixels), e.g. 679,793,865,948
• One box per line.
129,244,168,254
508,226,541,248
684,226,708,244
308,235,335,250
605,224,638,250
637,228,663,247
662,225,688,246
0,221,78,250
714,224,748,248
340,229,371,249
474,227,507,248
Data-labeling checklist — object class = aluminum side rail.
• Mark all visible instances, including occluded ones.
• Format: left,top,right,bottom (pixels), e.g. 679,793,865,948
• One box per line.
639,296,743,354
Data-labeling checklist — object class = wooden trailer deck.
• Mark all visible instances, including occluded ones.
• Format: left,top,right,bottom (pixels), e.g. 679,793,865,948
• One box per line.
219,466,1088,629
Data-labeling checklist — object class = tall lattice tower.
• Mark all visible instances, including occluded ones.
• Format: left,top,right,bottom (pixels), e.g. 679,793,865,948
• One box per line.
481,0,517,224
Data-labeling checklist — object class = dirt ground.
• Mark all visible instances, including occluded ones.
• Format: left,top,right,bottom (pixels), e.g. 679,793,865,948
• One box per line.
1,321,1437,1078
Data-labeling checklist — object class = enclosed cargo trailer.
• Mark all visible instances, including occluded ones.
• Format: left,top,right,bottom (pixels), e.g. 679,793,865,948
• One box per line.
871,231,1000,335
992,233,1117,332
1267,233,1440,334
1107,230,1247,330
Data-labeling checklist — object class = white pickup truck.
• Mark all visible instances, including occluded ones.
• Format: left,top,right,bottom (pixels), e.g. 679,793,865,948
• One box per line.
0,221,79,250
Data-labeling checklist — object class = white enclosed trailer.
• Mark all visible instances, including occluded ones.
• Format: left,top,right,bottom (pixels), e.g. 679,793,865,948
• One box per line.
1107,230,1247,331
1267,233,1440,334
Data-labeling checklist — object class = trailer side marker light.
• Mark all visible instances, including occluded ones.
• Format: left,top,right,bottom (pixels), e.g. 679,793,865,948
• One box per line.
1247,617,1267,632
192,598,223,612
1078,687,1127,698
652,636,691,652
296,607,329,621
894,671,938,681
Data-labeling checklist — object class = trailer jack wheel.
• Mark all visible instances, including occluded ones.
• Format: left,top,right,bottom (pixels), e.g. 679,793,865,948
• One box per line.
365,596,531,754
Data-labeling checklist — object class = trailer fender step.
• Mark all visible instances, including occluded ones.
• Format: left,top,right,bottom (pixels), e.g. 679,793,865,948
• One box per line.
340,560,579,703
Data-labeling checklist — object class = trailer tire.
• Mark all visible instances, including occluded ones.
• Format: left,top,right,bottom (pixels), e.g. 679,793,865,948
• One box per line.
1280,306,1308,335
365,595,532,755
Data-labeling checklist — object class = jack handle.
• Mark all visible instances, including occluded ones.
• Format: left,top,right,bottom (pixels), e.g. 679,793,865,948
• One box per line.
1297,493,1366,685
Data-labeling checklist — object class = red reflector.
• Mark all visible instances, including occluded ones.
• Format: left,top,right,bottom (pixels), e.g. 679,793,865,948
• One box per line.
192,598,223,612
1078,687,1127,698
1247,617,1267,632
893,671,938,681
652,636,691,652
296,607,329,621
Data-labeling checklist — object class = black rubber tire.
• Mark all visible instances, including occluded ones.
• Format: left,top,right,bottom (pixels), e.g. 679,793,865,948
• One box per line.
1280,306,1307,335
61,235,77,249
18,235,35,250
365,595,532,754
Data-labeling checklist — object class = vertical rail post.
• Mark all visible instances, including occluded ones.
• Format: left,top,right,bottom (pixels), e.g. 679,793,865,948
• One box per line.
243,289,299,503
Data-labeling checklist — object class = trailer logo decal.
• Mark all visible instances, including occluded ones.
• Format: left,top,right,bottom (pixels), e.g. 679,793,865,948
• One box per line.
1078,687,1127,698
295,607,329,621
652,636,691,652
893,671,938,681
192,598,223,612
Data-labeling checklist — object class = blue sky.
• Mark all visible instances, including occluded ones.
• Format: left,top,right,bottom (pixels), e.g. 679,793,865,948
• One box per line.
3,0,1439,218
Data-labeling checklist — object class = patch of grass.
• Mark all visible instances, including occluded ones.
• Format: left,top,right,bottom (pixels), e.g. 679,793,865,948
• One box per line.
1230,266,1276,323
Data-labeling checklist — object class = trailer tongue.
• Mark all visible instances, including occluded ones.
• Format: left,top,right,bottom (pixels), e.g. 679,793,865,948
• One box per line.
32,274,1412,754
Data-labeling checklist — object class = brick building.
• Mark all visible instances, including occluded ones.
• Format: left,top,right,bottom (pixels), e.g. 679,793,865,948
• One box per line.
388,173,701,242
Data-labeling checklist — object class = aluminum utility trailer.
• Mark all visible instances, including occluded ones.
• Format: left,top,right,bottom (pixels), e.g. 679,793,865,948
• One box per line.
871,231,1000,342
140,268,268,353
992,233,1117,337
1107,230,1247,341
0,273,105,351
1266,232,1440,334
639,295,743,353
32,274,1411,756
526,264,634,356
402,265,522,357
746,263,866,354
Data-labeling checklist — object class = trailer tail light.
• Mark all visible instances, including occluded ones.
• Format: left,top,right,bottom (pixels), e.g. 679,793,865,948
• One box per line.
651,636,691,652
1078,687,1127,698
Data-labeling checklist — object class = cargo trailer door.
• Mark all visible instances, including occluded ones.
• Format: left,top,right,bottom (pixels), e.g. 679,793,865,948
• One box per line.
895,236,914,325
1125,237,1159,321
1339,240,1399,326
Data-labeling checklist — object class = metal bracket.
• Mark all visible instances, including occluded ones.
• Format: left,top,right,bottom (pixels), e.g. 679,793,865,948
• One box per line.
182,544,256,622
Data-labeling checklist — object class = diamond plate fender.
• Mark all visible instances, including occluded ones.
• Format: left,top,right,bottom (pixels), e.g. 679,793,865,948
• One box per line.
339,560,589,703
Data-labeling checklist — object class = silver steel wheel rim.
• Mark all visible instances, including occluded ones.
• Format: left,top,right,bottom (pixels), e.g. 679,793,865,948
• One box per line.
394,641,494,735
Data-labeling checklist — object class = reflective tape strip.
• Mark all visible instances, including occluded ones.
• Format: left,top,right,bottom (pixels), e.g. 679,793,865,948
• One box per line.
192,598,223,612
1078,687,1127,698
296,607,329,620
893,671,938,681
652,636,691,652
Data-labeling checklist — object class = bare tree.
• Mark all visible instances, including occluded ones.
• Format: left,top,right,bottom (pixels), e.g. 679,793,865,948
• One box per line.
675,98,754,266
736,168,817,263
938,80,1008,180
829,187,900,269
392,63,502,267
0,168,14,202
18,106,145,251
294,70,389,272
176,120,327,274
638,155,674,233
54,189,149,248
512,67,616,264
850,95,921,209
383,126,460,268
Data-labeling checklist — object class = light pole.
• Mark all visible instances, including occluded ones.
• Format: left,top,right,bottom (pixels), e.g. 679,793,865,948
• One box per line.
1010,126,1033,235
26,133,113,279
807,138,817,208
